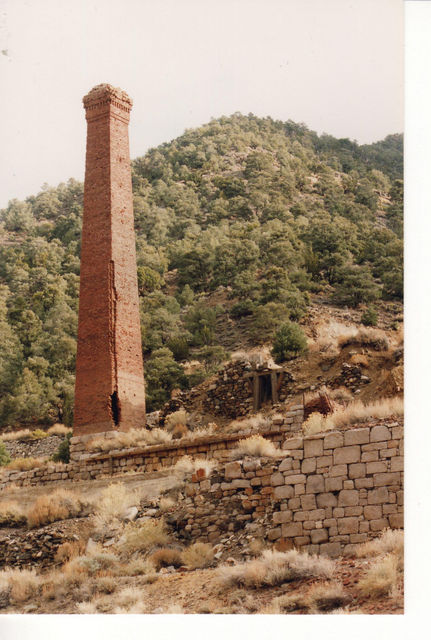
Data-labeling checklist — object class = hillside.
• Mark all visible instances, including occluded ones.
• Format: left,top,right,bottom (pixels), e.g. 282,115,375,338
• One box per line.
0,114,403,429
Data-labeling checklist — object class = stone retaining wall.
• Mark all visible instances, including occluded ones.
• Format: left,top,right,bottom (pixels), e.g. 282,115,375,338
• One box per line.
170,420,403,557
0,406,304,490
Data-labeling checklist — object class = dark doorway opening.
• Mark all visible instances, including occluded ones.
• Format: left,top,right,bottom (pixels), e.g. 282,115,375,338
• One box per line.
258,374,272,409
110,391,120,426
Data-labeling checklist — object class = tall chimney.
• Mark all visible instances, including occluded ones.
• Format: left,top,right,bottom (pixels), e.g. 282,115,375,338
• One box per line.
73,84,146,435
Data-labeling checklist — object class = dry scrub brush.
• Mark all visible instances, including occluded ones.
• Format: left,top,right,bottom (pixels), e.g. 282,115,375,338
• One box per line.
5,457,46,471
0,500,26,526
356,529,403,599
47,424,72,436
0,568,41,604
118,518,170,555
92,482,139,532
234,435,280,458
174,455,215,478
302,396,404,436
227,414,271,434
27,489,89,528
306,581,350,612
218,549,334,589
181,542,214,569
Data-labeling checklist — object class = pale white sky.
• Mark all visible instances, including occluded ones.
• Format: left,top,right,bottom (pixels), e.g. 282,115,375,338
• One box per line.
0,0,403,208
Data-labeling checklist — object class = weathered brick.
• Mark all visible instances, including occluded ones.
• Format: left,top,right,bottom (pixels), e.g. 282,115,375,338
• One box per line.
273,510,293,524
301,458,316,474
281,522,303,538
354,477,374,489
279,457,293,472
390,456,403,472
274,485,294,500
225,462,242,480
310,529,328,544
344,428,370,446
267,527,282,541
370,518,389,532
325,477,343,492
323,432,344,449
373,472,401,487
333,446,361,465
305,474,325,494
368,487,389,504
316,492,337,508
364,505,382,519
389,513,404,528
328,465,347,478
361,451,379,462
282,437,303,450
337,517,359,534
320,542,342,557
338,490,359,506
366,461,387,474
284,473,306,484
304,438,323,457
348,463,366,479
300,494,317,510
370,425,391,442
270,472,285,486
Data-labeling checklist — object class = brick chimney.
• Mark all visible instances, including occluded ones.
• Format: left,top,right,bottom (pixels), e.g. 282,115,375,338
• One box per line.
73,84,146,435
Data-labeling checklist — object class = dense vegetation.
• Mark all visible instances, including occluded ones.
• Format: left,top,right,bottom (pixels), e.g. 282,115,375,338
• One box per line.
0,114,403,426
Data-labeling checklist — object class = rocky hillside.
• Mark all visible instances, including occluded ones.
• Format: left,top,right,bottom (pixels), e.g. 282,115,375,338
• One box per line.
0,114,403,428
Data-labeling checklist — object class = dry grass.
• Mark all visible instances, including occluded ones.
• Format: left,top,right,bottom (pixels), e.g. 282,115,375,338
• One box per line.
158,496,175,512
47,424,72,436
264,592,308,613
338,326,389,351
6,457,46,471
119,518,170,555
165,409,188,431
93,483,138,530
66,550,120,577
302,396,404,435
355,529,404,560
358,553,399,598
181,542,214,569
307,582,350,612
149,548,183,570
227,414,271,434
0,500,26,526
234,435,279,458
218,549,335,588
1,429,32,442
55,540,87,564
0,568,41,603
27,489,88,528
174,455,215,477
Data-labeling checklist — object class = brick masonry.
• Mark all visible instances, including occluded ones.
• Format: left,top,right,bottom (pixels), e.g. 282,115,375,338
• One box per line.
74,84,146,436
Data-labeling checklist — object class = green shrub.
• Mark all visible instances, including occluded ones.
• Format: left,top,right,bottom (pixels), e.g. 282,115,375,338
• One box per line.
361,306,378,327
52,432,72,463
30,429,49,440
166,336,190,361
271,322,308,363
0,439,11,466
230,300,255,318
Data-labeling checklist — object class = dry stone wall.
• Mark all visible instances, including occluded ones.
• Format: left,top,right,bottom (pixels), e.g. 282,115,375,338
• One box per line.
0,406,304,490
168,420,403,557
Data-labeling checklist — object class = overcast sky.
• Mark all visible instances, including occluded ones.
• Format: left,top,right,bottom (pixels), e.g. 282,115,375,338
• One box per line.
0,0,403,208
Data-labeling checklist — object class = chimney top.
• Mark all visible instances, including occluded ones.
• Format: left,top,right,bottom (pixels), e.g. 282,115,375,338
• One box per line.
83,84,133,111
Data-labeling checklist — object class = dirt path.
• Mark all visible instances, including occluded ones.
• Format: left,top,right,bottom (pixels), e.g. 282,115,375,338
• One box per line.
1,470,179,508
